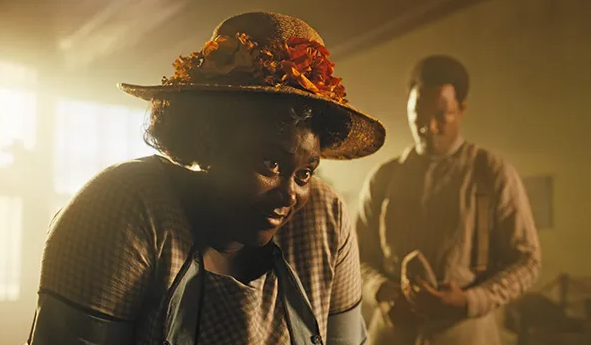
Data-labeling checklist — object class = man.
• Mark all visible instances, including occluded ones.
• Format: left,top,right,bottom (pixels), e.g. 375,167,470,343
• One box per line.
356,55,541,345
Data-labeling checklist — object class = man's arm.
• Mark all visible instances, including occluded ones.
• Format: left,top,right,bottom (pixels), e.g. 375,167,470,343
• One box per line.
356,161,396,306
464,162,541,318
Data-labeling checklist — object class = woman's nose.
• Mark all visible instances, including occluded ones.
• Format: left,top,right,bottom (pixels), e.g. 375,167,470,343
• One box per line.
278,177,297,207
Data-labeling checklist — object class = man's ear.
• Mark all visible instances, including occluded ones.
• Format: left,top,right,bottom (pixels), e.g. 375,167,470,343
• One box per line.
460,100,468,112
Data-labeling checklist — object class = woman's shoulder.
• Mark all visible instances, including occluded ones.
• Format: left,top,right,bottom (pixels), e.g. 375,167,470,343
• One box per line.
306,177,345,213
278,177,350,251
40,156,175,319
275,177,357,325
62,155,174,211
42,156,197,319
48,155,170,236
48,155,184,251
85,155,167,191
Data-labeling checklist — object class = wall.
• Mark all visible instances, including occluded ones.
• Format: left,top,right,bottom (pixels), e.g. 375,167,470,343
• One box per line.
321,0,591,288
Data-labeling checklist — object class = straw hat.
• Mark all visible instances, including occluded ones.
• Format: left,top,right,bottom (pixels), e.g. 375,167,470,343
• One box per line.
118,12,385,159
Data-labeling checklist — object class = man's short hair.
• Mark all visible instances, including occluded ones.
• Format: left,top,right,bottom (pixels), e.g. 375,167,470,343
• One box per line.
409,54,470,103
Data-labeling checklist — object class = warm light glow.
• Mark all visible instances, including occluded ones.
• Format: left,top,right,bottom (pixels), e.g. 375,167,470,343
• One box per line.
0,196,23,301
0,61,155,304
0,61,37,89
54,99,154,195
0,61,36,302
0,88,37,168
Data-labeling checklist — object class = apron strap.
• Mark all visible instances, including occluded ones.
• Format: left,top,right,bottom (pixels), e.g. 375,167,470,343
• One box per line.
163,247,205,345
273,244,324,345
163,244,324,345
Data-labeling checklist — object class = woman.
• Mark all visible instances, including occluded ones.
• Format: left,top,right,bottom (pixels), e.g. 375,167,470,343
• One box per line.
27,12,385,345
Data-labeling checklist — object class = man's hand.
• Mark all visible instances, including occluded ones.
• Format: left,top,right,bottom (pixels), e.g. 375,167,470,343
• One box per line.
375,280,400,305
410,278,468,319
376,280,423,327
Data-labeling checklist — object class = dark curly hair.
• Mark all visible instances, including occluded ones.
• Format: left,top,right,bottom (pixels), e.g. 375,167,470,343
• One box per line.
144,91,350,168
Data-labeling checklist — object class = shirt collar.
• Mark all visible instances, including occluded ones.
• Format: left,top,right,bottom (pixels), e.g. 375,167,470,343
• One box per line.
415,136,465,161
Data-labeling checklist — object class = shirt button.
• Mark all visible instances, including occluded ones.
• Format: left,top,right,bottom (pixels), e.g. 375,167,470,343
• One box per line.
310,334,323,344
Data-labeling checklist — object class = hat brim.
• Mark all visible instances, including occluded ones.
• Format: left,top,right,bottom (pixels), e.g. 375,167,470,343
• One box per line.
118,82,385,160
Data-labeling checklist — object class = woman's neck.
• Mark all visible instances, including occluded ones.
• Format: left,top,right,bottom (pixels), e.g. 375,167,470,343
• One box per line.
161,157,274,282
203,242,274,283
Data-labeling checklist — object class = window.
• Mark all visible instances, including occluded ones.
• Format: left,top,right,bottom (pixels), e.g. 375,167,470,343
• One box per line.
0,61,37,168
0,61,36,301
0,196,23,301
53,99,155,196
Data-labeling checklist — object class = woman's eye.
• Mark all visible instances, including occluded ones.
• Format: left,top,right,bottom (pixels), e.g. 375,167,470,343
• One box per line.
262,160,280,174
295,169,313,184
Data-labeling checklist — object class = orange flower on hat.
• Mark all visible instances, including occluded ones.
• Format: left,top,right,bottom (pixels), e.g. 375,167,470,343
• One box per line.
167,51,204,85
280,37,346,103
162,32,347,104
201,34,259,74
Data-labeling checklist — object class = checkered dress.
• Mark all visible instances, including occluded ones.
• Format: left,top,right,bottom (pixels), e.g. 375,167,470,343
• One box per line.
38,156,361,344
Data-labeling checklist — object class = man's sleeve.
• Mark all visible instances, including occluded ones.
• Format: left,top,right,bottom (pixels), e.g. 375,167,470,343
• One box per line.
356,162,395,305
465,162,542,318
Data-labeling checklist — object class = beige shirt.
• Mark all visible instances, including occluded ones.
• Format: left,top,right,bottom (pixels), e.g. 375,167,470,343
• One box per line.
356,140,541,342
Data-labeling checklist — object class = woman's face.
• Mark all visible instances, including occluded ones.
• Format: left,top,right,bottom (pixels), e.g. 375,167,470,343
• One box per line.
207,123,321,247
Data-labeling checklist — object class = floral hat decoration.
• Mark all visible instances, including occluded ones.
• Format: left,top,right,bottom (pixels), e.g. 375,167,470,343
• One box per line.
118,12,385,159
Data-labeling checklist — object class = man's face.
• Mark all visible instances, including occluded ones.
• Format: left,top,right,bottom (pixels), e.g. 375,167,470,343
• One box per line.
407,84,465,155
